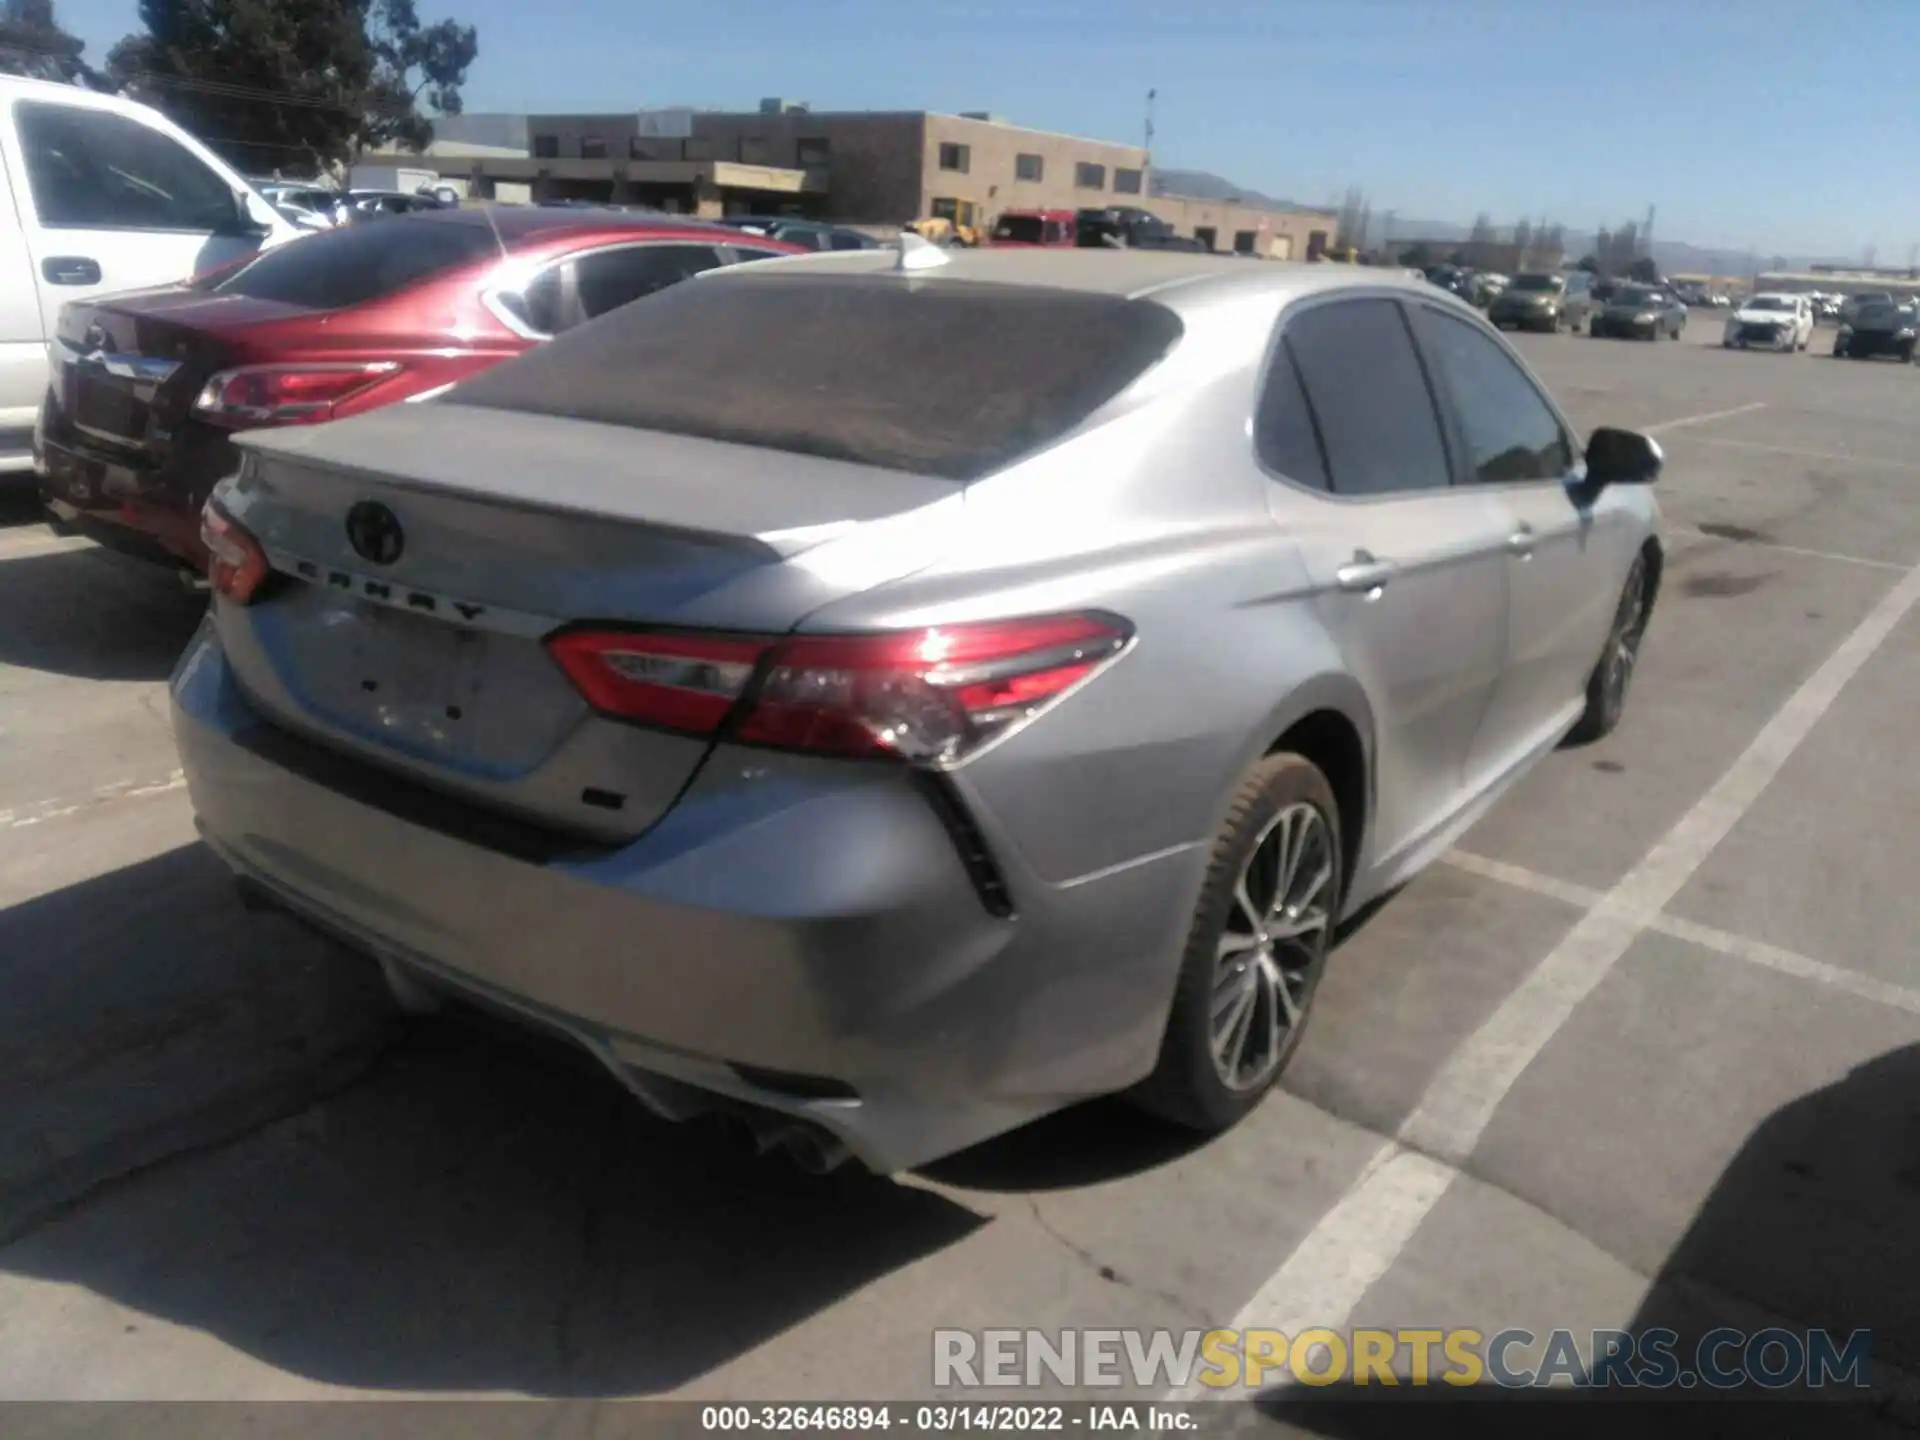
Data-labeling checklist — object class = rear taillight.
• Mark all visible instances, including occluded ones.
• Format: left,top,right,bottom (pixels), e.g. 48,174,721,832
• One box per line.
546,630,774,735
545,612,1131,765
193,363,403,427
201,498,270,603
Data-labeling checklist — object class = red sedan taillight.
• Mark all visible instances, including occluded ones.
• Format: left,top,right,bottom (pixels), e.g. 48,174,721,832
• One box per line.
193,362,403,427
545,612,1132,765
200,498,270,603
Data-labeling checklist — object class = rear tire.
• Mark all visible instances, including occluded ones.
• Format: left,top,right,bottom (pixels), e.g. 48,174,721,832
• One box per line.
1566,553,1651,746
1134,754,1342,1133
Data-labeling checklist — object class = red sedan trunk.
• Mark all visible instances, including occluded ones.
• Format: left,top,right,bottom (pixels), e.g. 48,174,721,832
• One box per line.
36,209,800,573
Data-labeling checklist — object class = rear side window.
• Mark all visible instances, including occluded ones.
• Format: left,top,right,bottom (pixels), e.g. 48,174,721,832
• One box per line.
1284,299,1452,496
1253,338,1330,490
15,101,237,232
447,275,1184,481
574,244,723,320
200,218,500,309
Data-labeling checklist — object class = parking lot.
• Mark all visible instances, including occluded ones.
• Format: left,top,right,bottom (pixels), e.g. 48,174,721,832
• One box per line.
0,314,1916,1419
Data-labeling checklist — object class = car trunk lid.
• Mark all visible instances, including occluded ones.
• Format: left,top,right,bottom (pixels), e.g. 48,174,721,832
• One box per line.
51,288,310,458
216,404,963,841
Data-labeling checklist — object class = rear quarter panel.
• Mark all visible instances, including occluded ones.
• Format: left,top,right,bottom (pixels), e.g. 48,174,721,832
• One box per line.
796,316,1366,889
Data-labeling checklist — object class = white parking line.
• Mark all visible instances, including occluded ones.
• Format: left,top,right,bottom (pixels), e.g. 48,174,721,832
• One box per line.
0,530,81,561
1442,850,1920,1019
1188,557,1920,1377
1667,526,1910,574
1644,400,1766,434
1670,434,1920,472
0,771,186,830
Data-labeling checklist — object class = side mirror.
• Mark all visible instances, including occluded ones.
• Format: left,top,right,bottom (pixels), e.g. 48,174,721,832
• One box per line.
224,189,276,235
1584,427,1663,489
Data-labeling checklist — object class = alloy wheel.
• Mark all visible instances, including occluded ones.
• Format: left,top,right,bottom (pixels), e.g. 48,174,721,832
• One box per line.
1209,802,1334,1092
1602,558,1649,725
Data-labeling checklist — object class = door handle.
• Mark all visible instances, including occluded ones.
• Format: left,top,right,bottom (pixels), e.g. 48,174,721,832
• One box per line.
1336,550,1397,595
42,256,102,286
1506,524,1536,557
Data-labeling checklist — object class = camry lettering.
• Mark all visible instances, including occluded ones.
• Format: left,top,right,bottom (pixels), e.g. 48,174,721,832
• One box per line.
290,557,488,623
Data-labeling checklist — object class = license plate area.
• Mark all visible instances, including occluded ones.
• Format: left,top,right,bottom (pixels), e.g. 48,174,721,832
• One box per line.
313,604,490,758
261,584,586,776
68,368,142,443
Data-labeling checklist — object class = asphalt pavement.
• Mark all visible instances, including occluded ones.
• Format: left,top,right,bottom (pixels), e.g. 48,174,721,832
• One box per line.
0,312,1916,1428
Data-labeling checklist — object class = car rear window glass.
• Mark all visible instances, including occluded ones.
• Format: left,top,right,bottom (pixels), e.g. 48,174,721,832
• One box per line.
445,275,1185,481
1856,302,1901,323
196,218,500,309
1284,299,1452,496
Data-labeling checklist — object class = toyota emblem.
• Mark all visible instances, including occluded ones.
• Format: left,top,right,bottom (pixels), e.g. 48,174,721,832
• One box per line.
345,501,405,565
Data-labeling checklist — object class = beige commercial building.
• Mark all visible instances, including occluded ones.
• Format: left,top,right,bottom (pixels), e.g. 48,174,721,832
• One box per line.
429,103,1332,258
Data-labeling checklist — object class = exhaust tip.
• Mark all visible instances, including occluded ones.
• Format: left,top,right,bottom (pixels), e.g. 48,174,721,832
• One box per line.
781,1126,852,1176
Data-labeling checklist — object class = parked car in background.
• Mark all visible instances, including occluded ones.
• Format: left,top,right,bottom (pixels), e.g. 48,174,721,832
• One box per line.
988,208,1077,247
249,181,338,231
1074,206,1176,249
1487,271,1592,332
1839,291,1893,325
715,217,880,251
1,74,300,479
173,250,1665,1175
1591,283,1688,340
341,189,454,222
37,209,801,573
1832,299,1920,361
1723,292,1812,352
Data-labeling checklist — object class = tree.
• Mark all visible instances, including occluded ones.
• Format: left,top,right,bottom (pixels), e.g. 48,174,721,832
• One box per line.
0,0,85,81
1335,186,1368,253
359,0,477,153
1512,217,1534,267
1466,211,1496,269
1576,254,1600,273
109,0,475,175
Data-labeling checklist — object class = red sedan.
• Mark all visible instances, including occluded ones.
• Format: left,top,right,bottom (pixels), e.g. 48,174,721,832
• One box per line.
36,209,802,573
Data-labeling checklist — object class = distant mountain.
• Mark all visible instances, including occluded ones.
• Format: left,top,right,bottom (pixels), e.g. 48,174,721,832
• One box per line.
1151,168,1327,213
1378,216,1847,276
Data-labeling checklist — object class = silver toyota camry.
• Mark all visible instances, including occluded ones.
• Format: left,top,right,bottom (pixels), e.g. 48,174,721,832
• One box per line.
173,247,1664,1174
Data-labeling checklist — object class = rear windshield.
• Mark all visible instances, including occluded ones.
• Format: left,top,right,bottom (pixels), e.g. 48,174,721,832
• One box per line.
1510,274,1561,292
196,218,500,309
446,274,1184,480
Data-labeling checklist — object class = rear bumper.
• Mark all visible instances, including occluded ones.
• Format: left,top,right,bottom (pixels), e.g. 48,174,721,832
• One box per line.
36,413,231,572
172,624,1199,1172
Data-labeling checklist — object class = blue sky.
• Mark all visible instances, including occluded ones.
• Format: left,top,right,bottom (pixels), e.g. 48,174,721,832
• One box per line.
51,0,1911,258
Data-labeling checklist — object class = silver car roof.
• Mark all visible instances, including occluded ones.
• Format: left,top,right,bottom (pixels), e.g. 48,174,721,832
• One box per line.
708,248,1442,308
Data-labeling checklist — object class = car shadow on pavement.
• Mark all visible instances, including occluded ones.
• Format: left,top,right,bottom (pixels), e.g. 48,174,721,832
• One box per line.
0,546,204,681
0,862,988,1394
0,488,46,529
929,893,1412,1193
1253,1043,1920,1438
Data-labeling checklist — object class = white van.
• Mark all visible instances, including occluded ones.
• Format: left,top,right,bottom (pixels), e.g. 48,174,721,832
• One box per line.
0,76,300,475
